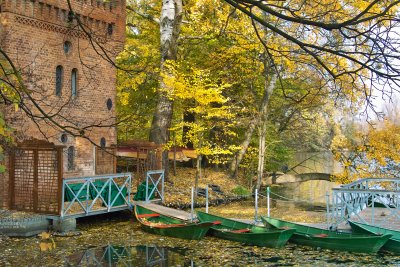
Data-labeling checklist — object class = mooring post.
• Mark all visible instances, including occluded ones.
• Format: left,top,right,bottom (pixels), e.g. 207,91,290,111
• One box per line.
205,185,209,213
191,187,194,222
326,192,330,226
255,188,258,223
371,192,375,225
267,187,270,217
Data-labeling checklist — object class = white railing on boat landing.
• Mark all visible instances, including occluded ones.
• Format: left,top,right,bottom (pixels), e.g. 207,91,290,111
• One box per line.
65,245,168,266
328,178,400,230
61,173,132,218
145,170,164,203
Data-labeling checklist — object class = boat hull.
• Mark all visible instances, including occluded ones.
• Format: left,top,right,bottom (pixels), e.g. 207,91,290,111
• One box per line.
262,217,391,253
197,211,295,247
135,205,213,240
349,220,400,253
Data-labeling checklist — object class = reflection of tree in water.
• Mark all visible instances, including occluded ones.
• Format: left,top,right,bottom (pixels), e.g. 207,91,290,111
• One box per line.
66,244,194,266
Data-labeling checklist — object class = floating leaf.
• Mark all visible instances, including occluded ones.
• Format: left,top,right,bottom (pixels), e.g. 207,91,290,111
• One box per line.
38,232,51,240
39,241,55,252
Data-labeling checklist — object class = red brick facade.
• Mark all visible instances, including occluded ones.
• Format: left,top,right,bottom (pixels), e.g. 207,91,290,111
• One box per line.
0,0,126,208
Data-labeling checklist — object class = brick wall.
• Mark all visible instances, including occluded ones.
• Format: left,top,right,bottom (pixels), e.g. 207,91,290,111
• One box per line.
0,0,125,208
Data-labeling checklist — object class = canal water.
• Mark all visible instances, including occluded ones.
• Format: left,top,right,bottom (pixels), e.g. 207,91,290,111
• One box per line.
1,200,400,266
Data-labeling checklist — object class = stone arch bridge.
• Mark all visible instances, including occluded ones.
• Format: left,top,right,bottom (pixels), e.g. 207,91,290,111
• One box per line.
266,172,332,185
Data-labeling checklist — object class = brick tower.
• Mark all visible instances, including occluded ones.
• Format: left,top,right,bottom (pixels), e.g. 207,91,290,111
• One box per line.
0,0,126,209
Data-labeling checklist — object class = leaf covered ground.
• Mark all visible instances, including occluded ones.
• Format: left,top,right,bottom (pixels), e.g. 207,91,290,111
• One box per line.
164,167,248,207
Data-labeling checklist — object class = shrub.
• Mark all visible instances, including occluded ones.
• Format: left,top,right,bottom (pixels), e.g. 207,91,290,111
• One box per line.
231,185,250,196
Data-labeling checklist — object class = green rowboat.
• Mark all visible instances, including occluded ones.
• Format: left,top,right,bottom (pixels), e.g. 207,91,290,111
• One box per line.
349,220,400,253
196,211,295,247
262,217,392,253
135,205,215,240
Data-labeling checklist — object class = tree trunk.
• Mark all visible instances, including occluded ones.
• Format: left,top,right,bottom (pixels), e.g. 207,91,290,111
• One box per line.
149,0,183,179
229,115,257,178
256,72,277,190
194,154,202,202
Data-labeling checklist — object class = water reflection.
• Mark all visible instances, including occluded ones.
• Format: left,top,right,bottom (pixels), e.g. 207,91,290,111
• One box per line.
271,180,337,206
66,244,194,266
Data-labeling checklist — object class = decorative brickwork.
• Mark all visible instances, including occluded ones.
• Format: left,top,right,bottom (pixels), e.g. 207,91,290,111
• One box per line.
14,15,107,43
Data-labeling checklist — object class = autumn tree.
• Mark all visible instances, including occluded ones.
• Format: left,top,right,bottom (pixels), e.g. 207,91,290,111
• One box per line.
331,120,400,183
119,0,394,187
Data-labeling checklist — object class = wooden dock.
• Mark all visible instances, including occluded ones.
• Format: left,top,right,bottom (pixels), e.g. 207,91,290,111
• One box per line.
350,207,400,230
134,202,193,220
134,202,263,224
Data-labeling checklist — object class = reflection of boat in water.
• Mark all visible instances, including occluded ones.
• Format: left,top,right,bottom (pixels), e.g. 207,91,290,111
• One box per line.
66,244,194,266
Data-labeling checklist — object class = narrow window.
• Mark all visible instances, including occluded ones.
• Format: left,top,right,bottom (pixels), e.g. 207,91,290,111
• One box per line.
63,41,72,54
106,98,112,110
71,68,77,97
67,146,75,170
107,23,114,35
100,137,106,148
55,65,63,96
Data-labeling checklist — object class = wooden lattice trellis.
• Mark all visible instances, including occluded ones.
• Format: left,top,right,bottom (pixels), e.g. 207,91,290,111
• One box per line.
9,140,63,214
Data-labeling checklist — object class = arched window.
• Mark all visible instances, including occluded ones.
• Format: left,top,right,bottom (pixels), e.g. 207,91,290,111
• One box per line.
71,68,78,97
100,137,106,148
63,41,72,54
55,65,63,96
67,146,75,171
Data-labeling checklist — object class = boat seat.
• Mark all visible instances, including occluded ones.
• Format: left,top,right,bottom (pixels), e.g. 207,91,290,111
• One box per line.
313,234,328,238
137,213,160,218
156,224,186,228
230,228,251,233
213,221,222,225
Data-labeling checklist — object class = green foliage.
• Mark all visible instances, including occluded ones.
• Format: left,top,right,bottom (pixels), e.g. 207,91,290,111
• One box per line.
238,123,293,172
231,185,250,196
0,112,13,173
268,77,335,152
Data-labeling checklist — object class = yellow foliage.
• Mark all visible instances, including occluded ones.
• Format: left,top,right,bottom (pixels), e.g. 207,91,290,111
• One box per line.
331,120,400,183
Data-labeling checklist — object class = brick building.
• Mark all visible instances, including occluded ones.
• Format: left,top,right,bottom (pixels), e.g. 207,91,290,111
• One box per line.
0,0,126,211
